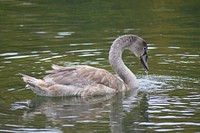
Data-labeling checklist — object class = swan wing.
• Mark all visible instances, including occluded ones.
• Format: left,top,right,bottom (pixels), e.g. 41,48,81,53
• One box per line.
43,65,125,91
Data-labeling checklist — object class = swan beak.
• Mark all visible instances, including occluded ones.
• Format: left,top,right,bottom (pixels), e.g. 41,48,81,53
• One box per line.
140,54,149,72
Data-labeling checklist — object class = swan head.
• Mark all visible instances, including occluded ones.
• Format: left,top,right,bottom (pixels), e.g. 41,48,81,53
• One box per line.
128,35,149,72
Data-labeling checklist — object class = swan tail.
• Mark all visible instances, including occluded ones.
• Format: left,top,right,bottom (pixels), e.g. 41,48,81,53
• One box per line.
19,73,49,96
19,73,72,97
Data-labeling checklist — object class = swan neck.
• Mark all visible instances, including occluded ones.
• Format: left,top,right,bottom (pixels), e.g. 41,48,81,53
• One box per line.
109,41,138,89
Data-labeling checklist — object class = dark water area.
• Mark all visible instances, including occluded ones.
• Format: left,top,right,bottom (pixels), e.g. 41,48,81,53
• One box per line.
0,0,199,132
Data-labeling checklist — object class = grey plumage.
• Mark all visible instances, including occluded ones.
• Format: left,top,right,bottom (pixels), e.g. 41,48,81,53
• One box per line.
20,35,148,97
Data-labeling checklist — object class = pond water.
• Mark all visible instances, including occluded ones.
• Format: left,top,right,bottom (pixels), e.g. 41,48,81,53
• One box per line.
0,0,200,132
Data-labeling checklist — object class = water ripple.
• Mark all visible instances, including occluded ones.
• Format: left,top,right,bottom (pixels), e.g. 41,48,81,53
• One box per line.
4,54,39,60
138,122,200,126
0,52,18,56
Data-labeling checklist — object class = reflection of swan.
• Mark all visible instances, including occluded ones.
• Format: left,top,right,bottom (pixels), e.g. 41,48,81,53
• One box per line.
20,35,148,97
12,91,141,133
19,95,116,124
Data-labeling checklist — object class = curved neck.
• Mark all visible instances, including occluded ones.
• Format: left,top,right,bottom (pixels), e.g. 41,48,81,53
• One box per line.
109,39,138,89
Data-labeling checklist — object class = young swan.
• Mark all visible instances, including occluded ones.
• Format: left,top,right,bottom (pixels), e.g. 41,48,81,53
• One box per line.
20,35,148,97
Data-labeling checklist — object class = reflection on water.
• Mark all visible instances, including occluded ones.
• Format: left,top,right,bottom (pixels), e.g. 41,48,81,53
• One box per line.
9,74,199,132
0,0,200,132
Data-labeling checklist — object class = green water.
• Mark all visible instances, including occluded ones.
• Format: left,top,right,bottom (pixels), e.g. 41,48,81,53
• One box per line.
0,0,199,132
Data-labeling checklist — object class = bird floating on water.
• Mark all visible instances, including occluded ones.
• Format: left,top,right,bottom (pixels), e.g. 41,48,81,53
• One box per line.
20,35,149,97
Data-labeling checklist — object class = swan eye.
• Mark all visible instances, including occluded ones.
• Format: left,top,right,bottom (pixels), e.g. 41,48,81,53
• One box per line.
142,47,147,56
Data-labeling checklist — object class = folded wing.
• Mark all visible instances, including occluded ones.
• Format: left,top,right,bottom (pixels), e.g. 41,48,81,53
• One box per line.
44,65,125,91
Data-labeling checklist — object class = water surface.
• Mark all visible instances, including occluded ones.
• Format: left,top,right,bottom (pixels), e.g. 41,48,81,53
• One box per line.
0,0,200,132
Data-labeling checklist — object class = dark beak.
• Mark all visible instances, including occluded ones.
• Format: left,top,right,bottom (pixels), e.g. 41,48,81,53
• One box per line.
140,54,149,72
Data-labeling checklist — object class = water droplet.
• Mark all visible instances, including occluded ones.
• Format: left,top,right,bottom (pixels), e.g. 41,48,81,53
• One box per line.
145,70,148,75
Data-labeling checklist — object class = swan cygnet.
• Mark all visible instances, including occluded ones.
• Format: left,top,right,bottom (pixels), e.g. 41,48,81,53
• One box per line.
20,35,148,97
